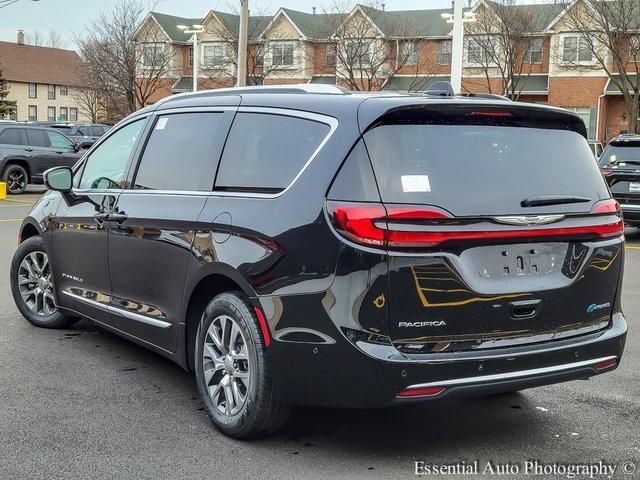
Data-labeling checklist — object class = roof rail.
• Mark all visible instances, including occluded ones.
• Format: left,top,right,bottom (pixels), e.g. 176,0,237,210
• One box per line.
157,83,349,105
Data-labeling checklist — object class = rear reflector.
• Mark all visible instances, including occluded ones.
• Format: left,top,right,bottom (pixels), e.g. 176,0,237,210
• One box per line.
594,358,617,371
327,201,624,249
397,386,446,398
254,307,271,347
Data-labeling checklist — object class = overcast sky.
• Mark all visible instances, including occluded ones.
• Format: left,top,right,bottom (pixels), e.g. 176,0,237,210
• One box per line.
0,0,458,48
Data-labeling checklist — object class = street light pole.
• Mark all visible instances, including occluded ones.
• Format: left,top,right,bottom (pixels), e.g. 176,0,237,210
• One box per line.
442,1,476,94
177,24,205,92
236,0,249,86
450,0,464,94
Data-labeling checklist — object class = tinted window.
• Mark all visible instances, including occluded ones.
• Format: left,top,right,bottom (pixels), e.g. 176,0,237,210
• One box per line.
25,129,49,148
78,119,145,190
599,141,640,166
364,125,609,216
51,125,73,134
90,126,105,137
216,113,330,191
47,131,74,150
0,128,23,145
328,139,380,202
134,113,226,191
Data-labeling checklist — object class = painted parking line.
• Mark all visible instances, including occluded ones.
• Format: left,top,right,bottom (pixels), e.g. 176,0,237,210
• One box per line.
625,245,640,250
0,204,31,208
0,218,22,222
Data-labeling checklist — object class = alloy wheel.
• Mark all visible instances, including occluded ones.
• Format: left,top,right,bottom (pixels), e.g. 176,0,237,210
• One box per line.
202,314,251,417
7,170,26,193
17,251,57,316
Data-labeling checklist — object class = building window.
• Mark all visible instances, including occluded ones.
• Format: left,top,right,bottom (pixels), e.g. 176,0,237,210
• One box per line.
59,107,68,122
271,41,295,67
69,108,78,122
48,84,56,100
561,35,593,63
202,43,226,68
28,105,37,122
255,44,264,67
466,37,493,65
28,83,37,98
525,38,544,64
563,107,596,139
631,36,640,62
325,44,336,66
436,40,452,65
47,106,56,122
8,104,17,121
400,41,418,66
143,43,165,67
188,45,193,67
345,40,372,67
60,85,68,95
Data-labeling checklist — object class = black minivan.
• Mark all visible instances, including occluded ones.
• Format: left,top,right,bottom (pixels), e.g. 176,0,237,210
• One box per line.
10,85,627,439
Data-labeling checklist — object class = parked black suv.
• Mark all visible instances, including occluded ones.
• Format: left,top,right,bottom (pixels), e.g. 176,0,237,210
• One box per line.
599,134,640,226
0,125,83,194
49,123,110,149
10,85,627,439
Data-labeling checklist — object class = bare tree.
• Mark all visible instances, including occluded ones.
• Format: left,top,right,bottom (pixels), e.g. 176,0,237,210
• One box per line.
47,30,67,49
0,64,13,118
26,29,67,48
76,0,174,116
464,0,550,100
26,30,43,46
558,0,640,134
317,1,428,91
71,67,104,123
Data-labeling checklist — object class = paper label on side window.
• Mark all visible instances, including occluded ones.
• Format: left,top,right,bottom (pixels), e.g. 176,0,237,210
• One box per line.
155,117,169,130
401,175,431,193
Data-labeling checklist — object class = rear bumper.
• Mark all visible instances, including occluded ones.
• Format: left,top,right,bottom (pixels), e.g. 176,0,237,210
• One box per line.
269,312,627,408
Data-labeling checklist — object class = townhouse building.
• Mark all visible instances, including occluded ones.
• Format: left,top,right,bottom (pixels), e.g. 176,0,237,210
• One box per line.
0,31,91,123
134,1,636,144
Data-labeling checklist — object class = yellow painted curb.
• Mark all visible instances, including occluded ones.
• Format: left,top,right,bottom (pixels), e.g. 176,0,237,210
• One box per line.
0,182,6,200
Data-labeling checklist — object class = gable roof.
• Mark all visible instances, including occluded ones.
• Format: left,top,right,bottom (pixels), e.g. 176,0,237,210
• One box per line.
482,1,564,33
150,12,204,42
0,41,87,86
281,8,344,39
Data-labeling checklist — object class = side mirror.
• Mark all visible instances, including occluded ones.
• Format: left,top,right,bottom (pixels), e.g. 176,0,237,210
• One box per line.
44,166,73,192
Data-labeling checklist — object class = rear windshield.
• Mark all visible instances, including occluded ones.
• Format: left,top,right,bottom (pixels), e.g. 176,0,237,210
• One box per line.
364,125,609,216
599,142,640,166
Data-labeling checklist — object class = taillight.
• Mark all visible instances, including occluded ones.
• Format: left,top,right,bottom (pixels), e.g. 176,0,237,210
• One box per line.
329,203,386,246
600,167,614,175
327,201,624,249
591,198,620,214
469,110,513,118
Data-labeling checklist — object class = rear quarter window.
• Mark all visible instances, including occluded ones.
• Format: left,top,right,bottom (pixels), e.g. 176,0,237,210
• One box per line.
0,128,23,145
215,113,330,192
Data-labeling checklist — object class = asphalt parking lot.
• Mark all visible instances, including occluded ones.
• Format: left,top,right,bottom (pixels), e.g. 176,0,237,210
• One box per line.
0,189,638,480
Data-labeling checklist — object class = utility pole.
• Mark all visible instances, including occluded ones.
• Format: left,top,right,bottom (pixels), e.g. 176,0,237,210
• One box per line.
450,0,464,94
236,0,249,86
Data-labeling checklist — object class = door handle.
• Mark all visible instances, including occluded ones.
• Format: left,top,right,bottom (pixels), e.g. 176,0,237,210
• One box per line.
107,213,128,224
24,148,33,152
93,212,109,224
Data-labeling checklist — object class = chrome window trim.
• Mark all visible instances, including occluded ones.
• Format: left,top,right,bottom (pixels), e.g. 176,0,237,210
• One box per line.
68,108,338,199
403,355,616,390
62,290,171,329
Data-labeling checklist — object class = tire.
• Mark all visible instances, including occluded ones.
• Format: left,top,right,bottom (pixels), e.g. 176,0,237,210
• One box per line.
195,291,290,439
3,164,28,194
10,236,77,329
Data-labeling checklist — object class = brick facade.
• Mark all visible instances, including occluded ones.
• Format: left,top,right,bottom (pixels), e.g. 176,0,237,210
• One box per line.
136,4,637,143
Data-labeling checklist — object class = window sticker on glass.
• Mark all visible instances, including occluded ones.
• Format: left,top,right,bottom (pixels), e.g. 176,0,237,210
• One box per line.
401,175,431,193
155,117,169,130
629,182,640,192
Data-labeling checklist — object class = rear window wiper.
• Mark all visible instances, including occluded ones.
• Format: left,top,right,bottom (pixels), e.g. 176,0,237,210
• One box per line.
521,195,591,208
